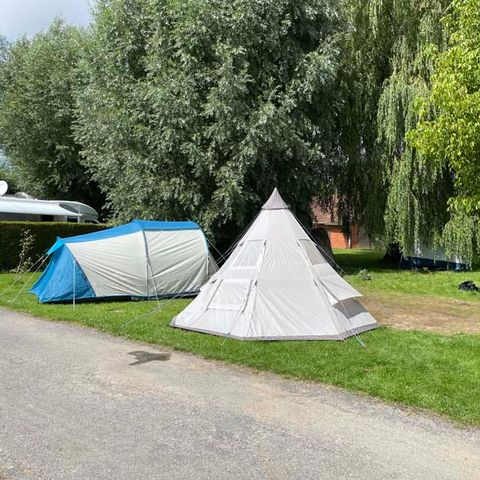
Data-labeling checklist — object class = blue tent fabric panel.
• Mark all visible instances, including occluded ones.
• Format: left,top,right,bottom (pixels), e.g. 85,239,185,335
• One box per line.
47,237,65,255
132,220,200,231
31,246,95,302
48,220,200,254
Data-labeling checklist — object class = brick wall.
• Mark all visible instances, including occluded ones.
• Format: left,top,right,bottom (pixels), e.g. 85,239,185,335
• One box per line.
310,201,371,249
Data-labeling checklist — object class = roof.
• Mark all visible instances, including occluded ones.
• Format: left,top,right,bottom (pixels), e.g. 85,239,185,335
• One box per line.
0,197,81,217
48,219,201,254
0,196,100,219
56,201,98,217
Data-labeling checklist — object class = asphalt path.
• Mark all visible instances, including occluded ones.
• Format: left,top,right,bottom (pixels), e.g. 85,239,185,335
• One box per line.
0,308,479,479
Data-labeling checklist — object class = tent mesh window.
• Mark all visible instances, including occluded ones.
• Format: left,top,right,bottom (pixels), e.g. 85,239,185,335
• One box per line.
233,240,263,268
298,239,326,265
208,279,252,311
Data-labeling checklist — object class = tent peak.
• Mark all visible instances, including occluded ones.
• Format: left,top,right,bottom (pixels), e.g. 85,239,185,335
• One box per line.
262,188,289,210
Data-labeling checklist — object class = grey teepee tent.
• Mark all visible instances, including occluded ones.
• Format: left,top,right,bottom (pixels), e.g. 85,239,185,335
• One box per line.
171,189,378,340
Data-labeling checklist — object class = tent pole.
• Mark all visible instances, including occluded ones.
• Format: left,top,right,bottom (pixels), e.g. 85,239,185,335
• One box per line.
140,229,160,306
72,256,76,310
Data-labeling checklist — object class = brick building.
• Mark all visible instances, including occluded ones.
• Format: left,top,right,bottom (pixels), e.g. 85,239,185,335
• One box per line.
310,202,372,249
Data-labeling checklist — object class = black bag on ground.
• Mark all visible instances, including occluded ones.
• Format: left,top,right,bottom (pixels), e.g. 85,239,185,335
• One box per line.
458,280,479,292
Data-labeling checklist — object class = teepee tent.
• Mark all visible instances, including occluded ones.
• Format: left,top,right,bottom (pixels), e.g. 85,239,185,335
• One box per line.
31,220,217,303
171,189,378,340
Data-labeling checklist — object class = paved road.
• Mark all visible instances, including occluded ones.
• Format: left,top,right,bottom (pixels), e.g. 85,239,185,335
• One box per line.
0,309,479,480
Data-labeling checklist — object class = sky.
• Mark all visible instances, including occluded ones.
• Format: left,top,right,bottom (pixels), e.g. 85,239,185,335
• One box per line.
0,0,93,40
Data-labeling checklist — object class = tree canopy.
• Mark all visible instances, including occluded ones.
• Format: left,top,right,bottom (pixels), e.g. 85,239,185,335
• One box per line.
411,0,480,261
0,34,8,63
75,0,343,240
0,21,103,211
375,0,453,255
334,1,453,252
0,0,478,261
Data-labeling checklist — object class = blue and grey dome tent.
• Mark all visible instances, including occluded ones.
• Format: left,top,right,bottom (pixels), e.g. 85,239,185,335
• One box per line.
31,220,217,303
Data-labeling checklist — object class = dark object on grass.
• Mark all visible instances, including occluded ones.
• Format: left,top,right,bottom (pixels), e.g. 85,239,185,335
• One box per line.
458,281,479,292
382,243,402,265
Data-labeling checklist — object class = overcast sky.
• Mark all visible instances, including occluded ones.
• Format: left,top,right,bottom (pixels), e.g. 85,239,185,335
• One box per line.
0,0,93,40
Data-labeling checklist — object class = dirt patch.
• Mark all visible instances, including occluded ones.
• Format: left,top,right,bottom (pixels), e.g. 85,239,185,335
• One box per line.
362,293,480,335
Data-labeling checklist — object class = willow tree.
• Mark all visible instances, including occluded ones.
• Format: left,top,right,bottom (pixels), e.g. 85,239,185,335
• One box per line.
75,0,343,242
334,0,453,257
377,1,453,257
411,0,480,262
331,0,402,235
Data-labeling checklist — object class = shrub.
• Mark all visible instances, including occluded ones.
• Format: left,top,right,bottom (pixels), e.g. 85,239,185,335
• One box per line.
14,228,35,274
0,221,107,271
357,268,372,281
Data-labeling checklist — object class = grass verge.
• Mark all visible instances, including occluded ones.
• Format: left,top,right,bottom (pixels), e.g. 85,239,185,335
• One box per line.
0,259,479,426
337,249,480,301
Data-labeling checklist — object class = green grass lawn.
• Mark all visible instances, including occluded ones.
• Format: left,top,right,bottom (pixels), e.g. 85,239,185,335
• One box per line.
0,250,479,425
337,249,480,301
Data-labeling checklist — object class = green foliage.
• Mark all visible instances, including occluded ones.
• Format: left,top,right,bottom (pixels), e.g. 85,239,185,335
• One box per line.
75,0,343,241
0,34,8,63
0,221,106,271
382,1,453,257
0,155,19,193
339,0,453,256
1,2,478,262
357,268,372,281
15,228,35,274
332,0,398,233
0,21,103,211
344,0,479,265
411,0,480,262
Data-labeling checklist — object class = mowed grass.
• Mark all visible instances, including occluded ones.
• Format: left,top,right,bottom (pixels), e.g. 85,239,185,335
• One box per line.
0,250,479,425
337,249,480,301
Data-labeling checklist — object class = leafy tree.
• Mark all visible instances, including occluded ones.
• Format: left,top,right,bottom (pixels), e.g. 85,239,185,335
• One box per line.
0,34,8,63
0,21,103,211
331,0,401,235
75,0,343,241
376,0,452,255
0,35,12,190
411,0,480,262
0,154,19,193
336,0,454,258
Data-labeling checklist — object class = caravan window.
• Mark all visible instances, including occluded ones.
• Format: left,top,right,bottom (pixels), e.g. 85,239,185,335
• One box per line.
233,240,263,268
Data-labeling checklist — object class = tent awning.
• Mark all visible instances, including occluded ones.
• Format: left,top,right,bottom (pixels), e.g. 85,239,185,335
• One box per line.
0,199,81,217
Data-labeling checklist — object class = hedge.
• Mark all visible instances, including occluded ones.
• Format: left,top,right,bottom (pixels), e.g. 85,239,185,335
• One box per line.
0,221,107,271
